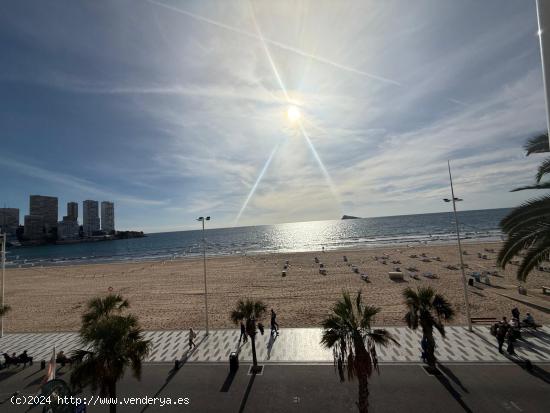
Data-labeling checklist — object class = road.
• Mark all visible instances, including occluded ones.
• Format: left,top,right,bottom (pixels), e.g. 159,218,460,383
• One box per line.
1,362,549,412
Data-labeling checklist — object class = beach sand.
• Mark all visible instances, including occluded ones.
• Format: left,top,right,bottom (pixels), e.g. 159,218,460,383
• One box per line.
2,241,549,333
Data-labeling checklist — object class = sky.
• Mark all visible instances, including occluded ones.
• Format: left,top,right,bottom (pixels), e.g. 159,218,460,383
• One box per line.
0,0,548,232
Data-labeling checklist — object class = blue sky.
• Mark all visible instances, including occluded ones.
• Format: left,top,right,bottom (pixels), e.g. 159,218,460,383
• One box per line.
0,0,547,232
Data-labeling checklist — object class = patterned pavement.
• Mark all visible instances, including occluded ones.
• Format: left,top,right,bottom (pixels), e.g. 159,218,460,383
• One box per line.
1,326,549,364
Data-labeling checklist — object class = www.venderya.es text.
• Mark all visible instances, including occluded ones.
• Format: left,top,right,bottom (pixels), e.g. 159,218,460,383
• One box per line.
11,395,190,407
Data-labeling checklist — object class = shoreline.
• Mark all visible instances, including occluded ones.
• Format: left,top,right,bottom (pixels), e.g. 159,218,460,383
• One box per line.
4,236,503,269
4,240,549,334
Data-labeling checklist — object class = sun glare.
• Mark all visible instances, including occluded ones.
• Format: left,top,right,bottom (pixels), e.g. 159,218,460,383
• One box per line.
287,105,301,123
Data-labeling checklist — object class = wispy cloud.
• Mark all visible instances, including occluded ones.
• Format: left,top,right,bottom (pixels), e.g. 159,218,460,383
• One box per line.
0,157,168,206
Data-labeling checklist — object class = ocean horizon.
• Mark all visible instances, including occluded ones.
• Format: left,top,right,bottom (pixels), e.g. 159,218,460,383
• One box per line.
4,208,510,267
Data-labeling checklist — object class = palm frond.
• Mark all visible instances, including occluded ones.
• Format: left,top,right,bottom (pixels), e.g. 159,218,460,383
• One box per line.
510,182,550,192
535,157,550,183
516,240,550,281
524,133,549,155
432,294,455,321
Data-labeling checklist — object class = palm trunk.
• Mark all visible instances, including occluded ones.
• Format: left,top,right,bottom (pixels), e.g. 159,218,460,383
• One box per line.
422,324,436,368
109,380,117,413
251,335,258,367
357,375,369,413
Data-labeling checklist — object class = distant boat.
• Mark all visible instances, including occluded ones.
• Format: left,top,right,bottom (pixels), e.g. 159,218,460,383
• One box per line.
341,215,360,220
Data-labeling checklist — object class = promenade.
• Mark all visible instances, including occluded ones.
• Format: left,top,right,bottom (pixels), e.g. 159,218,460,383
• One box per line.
1,325,549,364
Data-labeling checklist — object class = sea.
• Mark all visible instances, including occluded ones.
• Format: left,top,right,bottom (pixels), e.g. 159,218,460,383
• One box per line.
4,208,510,268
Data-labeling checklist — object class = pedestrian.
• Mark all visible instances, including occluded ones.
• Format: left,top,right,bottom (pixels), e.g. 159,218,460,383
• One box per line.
270,308,279,336
258,322,265,335
496,318,508,354
188,328,197,350
239,321,248,343
511,307,520,322
506,328,516,355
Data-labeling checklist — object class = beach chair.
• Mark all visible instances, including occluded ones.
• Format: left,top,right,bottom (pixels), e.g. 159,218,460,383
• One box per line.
470,272,481,282
422,272,436,279
408,272,420,280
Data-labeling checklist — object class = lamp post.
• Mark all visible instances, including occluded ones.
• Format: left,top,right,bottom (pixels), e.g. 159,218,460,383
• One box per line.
443,161,472,332
197,216,210,335
1,232,6,338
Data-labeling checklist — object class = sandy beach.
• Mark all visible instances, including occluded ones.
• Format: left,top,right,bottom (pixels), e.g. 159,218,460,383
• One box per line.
2,241,549,333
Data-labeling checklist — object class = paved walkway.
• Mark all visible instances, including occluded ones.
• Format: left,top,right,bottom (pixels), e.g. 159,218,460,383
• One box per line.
1,326,549,364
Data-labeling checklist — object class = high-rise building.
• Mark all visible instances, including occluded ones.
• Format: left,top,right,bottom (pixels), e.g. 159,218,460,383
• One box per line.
24,215,44,241
29,195,58,230
83,200,100,237
101,201,115,233
67,202,78,222
0,208,19,236
57,217,80,240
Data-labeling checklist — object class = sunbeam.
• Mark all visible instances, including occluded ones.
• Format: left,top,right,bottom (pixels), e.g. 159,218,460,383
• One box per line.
147,0,401,85
235,142,281,224
298,121,341,205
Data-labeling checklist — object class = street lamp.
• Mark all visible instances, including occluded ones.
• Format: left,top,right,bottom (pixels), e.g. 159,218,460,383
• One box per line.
197,216,210,335
1,232,6,338
443,160,473,332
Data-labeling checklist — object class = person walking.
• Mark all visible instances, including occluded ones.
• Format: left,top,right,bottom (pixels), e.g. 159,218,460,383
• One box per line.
270,309,279,336
496,318,508,354
239,321,248,344
506,327,516,356
188,328,197,350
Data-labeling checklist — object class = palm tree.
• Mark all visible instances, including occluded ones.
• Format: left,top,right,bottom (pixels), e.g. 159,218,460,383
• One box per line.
320,291,398,413
70,294,151,413
403,286,454,368
0,304,11,317
230,298,267,372
497,133,550,281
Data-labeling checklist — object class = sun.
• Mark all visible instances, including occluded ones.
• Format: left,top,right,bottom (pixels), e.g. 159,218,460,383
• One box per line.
287,105,301,123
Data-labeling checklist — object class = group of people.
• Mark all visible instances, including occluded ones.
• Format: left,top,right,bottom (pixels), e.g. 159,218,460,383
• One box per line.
187,308,281,350
1,350,33,367
491,307,537,355
239,309,279,345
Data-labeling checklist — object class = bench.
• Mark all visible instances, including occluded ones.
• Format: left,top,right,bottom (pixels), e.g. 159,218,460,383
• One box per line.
543,286,550,295
471,317,497,325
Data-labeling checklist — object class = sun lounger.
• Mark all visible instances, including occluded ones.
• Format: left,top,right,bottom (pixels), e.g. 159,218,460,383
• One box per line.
406,266,418,272
409,254,418,258
421,258,431,262
422,272,437,279
445,265,458,270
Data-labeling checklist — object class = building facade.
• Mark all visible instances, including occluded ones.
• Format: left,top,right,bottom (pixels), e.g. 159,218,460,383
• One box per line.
67,202,78,221
83,200,100,237
29,195,58,231
0,208,19,236
101,201,115,233
24,214,44,241
57,217,80,240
